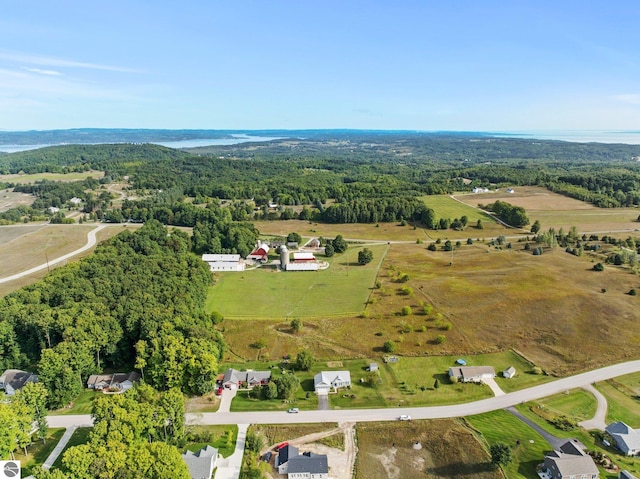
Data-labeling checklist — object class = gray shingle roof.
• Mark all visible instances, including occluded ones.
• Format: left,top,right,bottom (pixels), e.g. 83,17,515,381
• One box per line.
182,445,217,479
544,440,598,478
286,453,329,474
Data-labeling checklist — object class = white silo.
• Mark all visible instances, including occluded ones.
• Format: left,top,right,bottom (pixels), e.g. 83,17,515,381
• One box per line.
280,245,290,270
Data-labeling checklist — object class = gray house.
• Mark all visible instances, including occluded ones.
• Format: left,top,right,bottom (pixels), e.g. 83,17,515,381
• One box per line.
277,444,328,479
182,445,217,479
543,440,599,479
0,369,38,396
448,366,495,383
606,422,640,456
221,369,271,389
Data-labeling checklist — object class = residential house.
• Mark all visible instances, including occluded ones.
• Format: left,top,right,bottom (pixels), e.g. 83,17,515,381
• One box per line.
314,371,351,394
368,363,378,372
0,369,38,396
287,452,329,479
448,366,496,383
86,372,141,392
69,197,83,205
182,445,217,479
543,440,599,479
221,369,271,389
201,254,245,272
503,366,516,378
277,445,329,479
506,188,515,193
277,445,299,474
606,422,640,456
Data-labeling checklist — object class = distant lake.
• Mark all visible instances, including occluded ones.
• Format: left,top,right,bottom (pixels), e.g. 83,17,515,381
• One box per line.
491,130,640,145
0,134,284,153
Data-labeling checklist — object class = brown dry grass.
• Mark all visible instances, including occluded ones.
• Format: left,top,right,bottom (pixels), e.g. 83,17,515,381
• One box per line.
0,223,139,297
221,239,640,376
0,189,36,213
354,419,501,479
455,186,595,211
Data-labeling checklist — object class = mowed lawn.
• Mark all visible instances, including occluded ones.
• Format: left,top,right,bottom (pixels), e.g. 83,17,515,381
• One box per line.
421,195,494,224
206,244,387,319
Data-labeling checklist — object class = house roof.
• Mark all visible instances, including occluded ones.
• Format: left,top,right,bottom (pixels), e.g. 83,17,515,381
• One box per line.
286,453,329,474
277,445,298,466
449,366,496,378
314,371,351,388
544,440,598,477
606,422,640,452
0,369,37,391
292,252,315,261
504,366,516,374
246,371,271,383
202,254,241,262
222,369,246,384
182,445,217,479
620,471,638,479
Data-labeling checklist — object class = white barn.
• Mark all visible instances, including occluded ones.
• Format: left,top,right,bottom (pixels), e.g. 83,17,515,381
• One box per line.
202,254,245,272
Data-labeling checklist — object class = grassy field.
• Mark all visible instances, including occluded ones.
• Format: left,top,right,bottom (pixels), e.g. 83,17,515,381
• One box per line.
13,428,65,476
354,419,501,479
529,388,597,422
205,243,387,319
594,375,640,427
0,170,104,183
467,410,549,479
455,186,640,232
252,423,339,450
0,223,139,297
184,425,238,458
421,195,495,223
0,188,36,213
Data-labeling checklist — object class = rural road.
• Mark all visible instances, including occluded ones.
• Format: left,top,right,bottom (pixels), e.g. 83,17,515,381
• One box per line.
47,359,640,429
0,224,108,284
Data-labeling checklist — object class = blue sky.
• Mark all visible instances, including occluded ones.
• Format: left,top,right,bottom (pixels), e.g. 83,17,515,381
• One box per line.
1,1,639,131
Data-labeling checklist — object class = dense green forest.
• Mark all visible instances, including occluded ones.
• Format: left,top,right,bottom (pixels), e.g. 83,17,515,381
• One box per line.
0,221,224,408
2,133,640,226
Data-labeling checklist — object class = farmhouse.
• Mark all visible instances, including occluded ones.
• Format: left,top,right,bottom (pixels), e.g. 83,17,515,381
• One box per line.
472,187,489,193
247,241,270,262
221,369,271,389
605,422,640,456
0,369,38,396
503,366,516,378
86,372,141,392
280,246,320,271
448,366,495,383
181,445,217,479
542,440,598,479
201,253,245,272
277,445,329,478
314,371,351,394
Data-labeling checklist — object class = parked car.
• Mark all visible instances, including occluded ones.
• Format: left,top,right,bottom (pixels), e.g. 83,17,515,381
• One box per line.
263,451,272,462
398,415,411,421
288,407,299,413
215,387,223,396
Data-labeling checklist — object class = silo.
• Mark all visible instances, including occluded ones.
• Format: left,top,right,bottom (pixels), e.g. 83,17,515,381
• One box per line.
280,245,290,270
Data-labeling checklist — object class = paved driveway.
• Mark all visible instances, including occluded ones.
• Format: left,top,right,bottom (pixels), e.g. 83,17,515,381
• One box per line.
214,424,248,479
318,394,330,410
218,388,237,413
484,377,505,396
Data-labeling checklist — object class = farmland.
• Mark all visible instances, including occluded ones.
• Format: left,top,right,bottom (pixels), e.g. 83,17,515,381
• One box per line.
0,170,104,184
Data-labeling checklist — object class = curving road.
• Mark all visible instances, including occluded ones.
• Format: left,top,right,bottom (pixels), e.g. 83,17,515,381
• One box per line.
47,359,640,429
0,224,108,284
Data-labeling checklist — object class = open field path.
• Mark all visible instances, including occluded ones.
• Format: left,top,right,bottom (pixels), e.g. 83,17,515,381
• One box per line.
0,224,107,284
47,360,640,429
578,384,608,431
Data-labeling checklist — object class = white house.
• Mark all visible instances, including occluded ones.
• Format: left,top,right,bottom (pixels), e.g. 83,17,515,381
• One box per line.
201,254,245,272
448,366,495,383
182,445,217,479
314,371,351,394
69,197,83,205
503,366,516,378
606,422,640,456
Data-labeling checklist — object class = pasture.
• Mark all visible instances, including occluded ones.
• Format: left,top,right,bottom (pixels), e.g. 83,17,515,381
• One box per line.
354,419,501,479
205,243,387,319
0,188,35,212
455,186,640,232
0,170,104,184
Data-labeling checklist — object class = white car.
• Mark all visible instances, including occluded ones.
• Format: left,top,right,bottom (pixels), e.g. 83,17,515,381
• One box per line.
288,408,300,413
398,415,411,421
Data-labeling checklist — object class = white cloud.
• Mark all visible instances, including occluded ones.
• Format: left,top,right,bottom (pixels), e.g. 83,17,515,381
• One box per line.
23,67,62,76
0,50,143,73
612,94,640,105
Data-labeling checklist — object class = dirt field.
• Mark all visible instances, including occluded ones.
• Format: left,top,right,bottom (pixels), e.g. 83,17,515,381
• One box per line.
0,189,36,213
354,420,501,479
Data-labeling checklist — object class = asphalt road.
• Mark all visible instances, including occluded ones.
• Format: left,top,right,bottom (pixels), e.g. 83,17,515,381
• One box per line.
47,359,640,429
